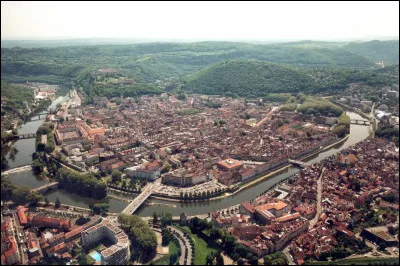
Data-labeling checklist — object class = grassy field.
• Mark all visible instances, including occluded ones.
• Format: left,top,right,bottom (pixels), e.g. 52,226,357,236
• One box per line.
151,240,181,265
178,226,217,265
306,257,399,265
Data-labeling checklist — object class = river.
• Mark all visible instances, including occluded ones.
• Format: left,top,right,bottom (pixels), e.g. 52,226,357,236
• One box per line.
2,110,370,216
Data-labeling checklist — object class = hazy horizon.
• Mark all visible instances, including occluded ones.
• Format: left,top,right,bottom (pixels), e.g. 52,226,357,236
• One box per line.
1,1,399,42
1,36,399,42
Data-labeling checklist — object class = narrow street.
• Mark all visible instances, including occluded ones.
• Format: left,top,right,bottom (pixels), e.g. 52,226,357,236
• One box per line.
13,212,28,265
309,167,325,228
282,245,295,265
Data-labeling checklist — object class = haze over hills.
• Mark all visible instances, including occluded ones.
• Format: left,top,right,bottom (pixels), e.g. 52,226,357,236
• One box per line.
1,36,399,48
1,40,398,87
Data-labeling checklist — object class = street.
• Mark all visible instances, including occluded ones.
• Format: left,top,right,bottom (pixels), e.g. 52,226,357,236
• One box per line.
12,212,28,265
309,167,325,228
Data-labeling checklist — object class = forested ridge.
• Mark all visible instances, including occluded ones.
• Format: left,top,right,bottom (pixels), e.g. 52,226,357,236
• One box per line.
2,40,398,83
181,60,398,97
1,40,398,98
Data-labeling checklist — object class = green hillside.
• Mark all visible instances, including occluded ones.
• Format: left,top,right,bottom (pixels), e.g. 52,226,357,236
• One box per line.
343,40,399,66
2,40,397,85
182,60,316,97
181,60,395,97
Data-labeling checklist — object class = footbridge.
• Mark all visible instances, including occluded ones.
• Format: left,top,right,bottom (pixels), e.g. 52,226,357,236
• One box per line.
30,112,49,121
17,133,37,139
288,159,310,168
350,119,371,125
122,181,158,214
33,182,59,193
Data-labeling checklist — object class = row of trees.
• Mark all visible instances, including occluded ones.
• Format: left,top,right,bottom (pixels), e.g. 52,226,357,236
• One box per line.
118,213,158,262
179,188,225,199
55,167,107,199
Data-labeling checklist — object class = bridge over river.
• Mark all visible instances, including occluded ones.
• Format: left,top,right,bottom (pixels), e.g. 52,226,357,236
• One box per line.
288,159,310,168
121,180,160,214
350,119,371,125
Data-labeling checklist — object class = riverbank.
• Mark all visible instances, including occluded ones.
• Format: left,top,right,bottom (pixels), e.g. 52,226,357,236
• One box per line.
151,135,351,203
113,134,349,206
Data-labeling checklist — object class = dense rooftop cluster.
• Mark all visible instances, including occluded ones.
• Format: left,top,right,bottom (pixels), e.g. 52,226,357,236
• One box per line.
207,138,399,264
53,94,338,192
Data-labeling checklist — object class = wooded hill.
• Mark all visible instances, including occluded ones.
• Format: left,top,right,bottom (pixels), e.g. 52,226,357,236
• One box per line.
2,40,398,85
181,60,397,98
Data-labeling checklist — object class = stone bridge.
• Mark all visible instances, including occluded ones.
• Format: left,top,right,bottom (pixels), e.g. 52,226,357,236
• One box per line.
288,159,310,168
121,181,158,214
350,119,371,125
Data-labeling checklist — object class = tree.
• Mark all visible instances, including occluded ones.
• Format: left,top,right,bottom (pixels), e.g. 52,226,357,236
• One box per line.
12,186,42,205
161,162,172,174
55,197,61,208
118,214,157,261
153,212,158,224
216,251,224,265
1,176,14,201
78,253,89,265
161,212,173,227
111,169,122,183
32,158,45,174
89,202,109,215
170,253,178,265
206,252,216,265
59,117,65,124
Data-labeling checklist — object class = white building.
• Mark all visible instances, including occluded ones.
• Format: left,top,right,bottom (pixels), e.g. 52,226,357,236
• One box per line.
81,219,130,265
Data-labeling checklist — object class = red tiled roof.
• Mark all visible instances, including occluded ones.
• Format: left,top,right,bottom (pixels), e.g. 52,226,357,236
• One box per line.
65,226,84,240
53,242,66,252
254,201,288,212
4,236,18,258
241,201,255,214
276,212,301,222
217,158,243,170
62,252,72,259
17,207,28,226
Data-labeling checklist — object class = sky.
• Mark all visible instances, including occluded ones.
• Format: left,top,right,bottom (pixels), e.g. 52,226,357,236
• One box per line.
1,1,399,41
